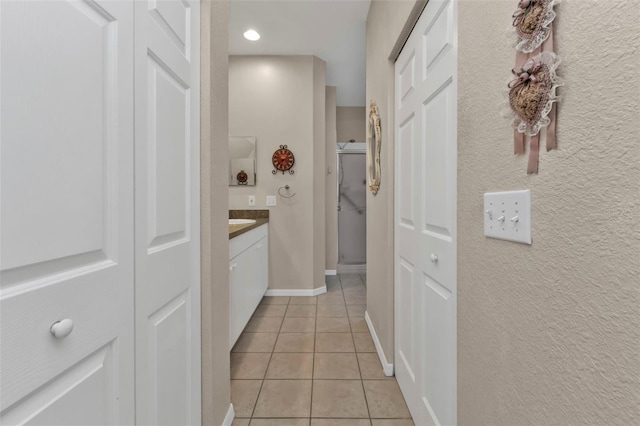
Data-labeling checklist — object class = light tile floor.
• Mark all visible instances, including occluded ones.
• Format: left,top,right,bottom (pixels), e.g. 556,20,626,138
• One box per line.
231,274,414,426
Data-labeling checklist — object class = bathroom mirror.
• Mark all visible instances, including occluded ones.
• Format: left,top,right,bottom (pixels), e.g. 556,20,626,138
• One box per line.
367,101,381,195
229,136,257,186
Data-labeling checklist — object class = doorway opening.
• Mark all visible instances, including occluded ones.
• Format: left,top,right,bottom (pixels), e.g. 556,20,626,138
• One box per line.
337,142,367,275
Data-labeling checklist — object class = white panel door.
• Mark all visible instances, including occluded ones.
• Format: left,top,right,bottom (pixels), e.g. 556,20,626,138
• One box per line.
0,1,134,424
134,1,201,425
395,0,458,425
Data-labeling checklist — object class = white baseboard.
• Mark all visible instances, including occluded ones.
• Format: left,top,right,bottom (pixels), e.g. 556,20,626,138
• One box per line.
337,263,366,274
325,269,337,275
222,403,234,426
365,311,394,376
265,285,327,297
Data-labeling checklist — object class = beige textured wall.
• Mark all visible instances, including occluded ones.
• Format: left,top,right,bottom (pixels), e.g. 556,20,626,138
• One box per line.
313,57,327,288
200,1,230,424
365,0,420,364
229,56,327,290
457,0,640,423
337,107,366,142
326,87,339,271
367,0,640,423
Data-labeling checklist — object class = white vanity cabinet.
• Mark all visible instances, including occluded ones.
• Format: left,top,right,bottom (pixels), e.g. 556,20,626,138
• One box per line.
229,223,268,349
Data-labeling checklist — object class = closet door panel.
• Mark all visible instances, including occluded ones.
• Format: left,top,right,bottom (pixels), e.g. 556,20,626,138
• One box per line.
134,1,201,424
0,1,135,424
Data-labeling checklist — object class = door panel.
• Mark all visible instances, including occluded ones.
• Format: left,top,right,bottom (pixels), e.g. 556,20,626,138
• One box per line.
148,290,192,426
148,0,190,55
397,259,416,381
398,51,416,106
0,1,134,423
423,0,454,71
422,80,455,242
398,117,416,229
1,0,120,274
1,345,116,425
395,0,457,425
146,52,190,251
134,1,200,424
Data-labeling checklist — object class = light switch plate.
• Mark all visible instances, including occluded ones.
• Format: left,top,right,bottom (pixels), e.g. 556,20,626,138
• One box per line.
484,190,531,244
266,195,276,207
248,195,256,206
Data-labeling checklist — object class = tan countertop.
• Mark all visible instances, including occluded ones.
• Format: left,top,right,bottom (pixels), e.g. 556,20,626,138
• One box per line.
228,218,269,239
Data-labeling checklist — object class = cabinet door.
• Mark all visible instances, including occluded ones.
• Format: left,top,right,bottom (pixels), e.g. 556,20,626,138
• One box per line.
229,252,250,348
1,1,134,424
229,233,269,349
255,235,269,294
246,236,267,313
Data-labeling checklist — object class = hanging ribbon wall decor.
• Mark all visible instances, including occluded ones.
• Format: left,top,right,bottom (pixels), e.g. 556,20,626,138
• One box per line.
508,0,561,174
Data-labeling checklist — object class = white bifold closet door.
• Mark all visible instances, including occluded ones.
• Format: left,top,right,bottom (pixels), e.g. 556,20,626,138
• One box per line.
395,0,458,425
133,1,201,425
0,1,135,424
0,1,201,425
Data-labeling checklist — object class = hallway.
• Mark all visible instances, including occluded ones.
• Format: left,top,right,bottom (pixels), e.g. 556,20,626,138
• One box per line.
230,275,414,425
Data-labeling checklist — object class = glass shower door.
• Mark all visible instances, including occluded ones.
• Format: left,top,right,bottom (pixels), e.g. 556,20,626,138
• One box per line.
337,152,367,265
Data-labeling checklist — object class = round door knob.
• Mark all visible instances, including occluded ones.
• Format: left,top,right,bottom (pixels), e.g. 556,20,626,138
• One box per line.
50,319,74,339
430,254,438,263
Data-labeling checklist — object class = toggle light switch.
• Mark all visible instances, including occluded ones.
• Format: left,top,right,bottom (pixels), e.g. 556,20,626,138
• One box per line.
484,190,531,244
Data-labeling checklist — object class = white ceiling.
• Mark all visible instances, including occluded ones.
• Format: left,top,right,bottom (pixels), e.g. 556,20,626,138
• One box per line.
229,0,371,106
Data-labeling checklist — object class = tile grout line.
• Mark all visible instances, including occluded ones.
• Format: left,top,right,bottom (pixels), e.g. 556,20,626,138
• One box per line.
238,279,379,423
248,296,290,419
309,284,320,422
345,278,374,423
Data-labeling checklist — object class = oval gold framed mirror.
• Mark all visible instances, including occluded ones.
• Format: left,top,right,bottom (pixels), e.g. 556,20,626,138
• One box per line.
367,100,382,195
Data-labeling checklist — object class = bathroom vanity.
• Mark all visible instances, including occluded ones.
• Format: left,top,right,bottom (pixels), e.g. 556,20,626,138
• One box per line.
228,214,269,349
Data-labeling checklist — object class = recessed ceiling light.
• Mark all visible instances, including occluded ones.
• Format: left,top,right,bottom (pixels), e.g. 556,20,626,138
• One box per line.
243,29,260,41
